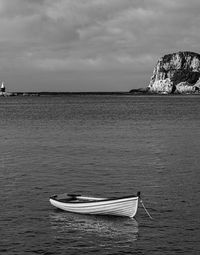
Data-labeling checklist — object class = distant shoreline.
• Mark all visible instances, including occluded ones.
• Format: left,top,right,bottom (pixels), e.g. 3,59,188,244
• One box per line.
19,91,130,96
1,91,200,96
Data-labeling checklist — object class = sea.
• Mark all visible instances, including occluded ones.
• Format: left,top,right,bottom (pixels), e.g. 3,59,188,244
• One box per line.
0,95,199,255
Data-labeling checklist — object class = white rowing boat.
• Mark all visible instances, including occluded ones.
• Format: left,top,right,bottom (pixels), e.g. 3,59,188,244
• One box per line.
49,192,140,218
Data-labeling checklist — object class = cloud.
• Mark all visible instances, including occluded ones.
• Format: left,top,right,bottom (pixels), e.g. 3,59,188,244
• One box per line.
0,0,200,90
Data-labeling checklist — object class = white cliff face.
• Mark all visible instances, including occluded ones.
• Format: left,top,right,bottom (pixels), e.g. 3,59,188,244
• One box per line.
148,52,200,94
149,78,173,93
176,82,195,93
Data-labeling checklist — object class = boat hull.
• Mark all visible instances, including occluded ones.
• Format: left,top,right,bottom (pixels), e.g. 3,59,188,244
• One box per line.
49,195,139,218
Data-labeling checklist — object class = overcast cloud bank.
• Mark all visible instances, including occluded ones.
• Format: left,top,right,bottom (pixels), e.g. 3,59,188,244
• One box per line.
0,0,200,91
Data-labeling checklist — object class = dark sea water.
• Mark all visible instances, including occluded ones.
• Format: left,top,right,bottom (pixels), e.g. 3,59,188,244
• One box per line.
0,95,200,254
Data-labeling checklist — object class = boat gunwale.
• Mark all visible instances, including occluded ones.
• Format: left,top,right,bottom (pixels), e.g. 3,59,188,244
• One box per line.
50,194,139,205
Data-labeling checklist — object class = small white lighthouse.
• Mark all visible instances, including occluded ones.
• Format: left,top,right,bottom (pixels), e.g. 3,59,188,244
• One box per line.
0,81,6,96
1,82,5,93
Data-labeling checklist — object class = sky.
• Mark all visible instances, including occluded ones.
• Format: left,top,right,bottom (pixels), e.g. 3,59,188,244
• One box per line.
0,0,200,92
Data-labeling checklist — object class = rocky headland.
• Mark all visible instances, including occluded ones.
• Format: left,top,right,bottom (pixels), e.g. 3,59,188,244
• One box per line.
148,51,200,94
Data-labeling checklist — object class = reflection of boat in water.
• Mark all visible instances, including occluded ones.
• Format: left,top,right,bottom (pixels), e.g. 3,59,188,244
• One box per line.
49,212,139,241
49,192,140,218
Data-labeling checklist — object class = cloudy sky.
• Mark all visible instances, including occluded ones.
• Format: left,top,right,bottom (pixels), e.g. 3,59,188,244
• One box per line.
1,0,200,92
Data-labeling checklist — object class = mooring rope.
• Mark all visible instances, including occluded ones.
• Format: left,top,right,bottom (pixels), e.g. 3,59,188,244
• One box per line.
140,199,153,220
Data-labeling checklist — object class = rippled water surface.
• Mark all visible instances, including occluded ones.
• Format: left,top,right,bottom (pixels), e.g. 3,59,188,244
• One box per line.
0,95,200,254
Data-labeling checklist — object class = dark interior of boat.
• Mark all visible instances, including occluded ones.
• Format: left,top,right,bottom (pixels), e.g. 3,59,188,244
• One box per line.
50,194,102,203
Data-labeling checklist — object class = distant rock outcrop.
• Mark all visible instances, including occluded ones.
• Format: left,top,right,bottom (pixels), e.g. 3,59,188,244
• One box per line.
148,51,200,94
